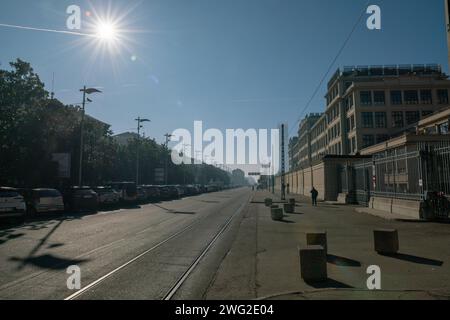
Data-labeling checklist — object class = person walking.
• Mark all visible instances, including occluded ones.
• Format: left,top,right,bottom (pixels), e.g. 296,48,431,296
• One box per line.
310,187,319,206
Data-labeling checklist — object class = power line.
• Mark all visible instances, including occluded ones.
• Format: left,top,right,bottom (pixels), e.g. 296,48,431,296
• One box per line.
288,0,371,137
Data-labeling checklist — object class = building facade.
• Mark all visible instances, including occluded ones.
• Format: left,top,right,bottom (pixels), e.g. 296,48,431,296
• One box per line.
289,64,450,169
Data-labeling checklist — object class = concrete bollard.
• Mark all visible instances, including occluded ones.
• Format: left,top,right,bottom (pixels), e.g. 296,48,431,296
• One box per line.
284,203,294,213
299,245,327,282
271,208,284,221
306,232,328,254
289,198,296,206
373,229,399,254
265,198,273,207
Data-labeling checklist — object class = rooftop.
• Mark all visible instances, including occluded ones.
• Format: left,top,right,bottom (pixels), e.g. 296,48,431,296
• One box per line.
328,64,445,88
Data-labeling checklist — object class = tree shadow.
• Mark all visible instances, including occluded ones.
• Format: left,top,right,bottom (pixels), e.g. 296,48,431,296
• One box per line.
152,203,196,215
380,253,444,267
10,254,89,270
305,278,354,289
327,254,361,267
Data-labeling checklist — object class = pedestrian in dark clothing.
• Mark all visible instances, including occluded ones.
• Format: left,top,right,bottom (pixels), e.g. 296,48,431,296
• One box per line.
311,187,319,206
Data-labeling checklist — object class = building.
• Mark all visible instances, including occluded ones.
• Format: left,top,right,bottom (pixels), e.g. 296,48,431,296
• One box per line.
289,64,450,170
113,132,140,146
445,0,450,68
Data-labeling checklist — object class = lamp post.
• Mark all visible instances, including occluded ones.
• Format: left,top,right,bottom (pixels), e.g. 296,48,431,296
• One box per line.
78,86,102,187
135,117,151,185
164,133,174,185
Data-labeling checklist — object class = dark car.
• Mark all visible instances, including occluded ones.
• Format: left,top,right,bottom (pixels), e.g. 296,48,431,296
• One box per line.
166,186,180,199
157,186,171,200
142,185,160,202
63,187,98,212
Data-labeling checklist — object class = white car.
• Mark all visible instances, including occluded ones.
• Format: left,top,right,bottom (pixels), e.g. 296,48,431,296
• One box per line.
28,189,65,214
0,187,26,218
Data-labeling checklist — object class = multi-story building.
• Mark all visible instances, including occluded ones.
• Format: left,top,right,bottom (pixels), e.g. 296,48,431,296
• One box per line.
289,64,450,169
446,0,450,68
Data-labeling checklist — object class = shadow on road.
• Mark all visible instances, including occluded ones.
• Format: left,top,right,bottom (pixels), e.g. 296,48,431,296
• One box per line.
9,254,89,270
380,253,444,267
305,278,354,289
327,254,361,267
152,203,196,215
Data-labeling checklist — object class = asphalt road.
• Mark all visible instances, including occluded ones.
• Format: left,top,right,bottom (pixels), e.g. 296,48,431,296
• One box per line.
0,188,252,300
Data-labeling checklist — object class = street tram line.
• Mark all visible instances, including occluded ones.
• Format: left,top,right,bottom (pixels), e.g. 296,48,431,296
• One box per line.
64,192,250,300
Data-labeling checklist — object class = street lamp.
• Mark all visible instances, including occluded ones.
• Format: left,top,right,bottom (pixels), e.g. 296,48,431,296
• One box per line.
164,133,174,185
78,86,102,187
135,117,151,185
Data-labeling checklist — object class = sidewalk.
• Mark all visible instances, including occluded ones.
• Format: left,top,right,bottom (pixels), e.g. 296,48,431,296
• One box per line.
205,191,450,300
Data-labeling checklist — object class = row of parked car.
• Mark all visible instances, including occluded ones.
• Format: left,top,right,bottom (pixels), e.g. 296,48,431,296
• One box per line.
0,183,228,221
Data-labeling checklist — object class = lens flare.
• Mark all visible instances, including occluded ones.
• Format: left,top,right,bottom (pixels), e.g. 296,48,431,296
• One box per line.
95,21,118,41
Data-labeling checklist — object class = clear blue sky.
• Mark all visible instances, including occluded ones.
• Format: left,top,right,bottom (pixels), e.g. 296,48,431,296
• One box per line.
0,0,448,143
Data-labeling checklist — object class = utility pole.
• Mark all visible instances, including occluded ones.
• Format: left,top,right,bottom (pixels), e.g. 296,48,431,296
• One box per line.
78,86,101,187
164,133,173,185
135,117,151,185
281,124,286,200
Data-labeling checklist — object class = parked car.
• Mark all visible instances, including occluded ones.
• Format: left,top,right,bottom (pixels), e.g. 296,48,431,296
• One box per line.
27,188,64,214
94,187,120,206
157,186,171,200
175,185,186,198
0,187,26,219
63,187,98,212
108,182,138,203
136,187,147,203
142,185,160,202
166,186,180,199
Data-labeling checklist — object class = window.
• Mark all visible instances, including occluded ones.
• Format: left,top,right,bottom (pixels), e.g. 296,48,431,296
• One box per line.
420,90,432,104
347,115,355,130
373,91,385,105
362,112,374,128
439,122,449,134
422,110,433,117
375,112,387,128
391,91,402,105
438,89,449,104
376,134,389,144
405,111,420,125
362,135,375,148
360,91,372,106
392,111,404,128
404,90,419,104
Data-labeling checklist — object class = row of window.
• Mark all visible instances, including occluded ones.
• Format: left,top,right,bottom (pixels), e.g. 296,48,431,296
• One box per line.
359,89,449,106
362,134,390,148
356,110,433,129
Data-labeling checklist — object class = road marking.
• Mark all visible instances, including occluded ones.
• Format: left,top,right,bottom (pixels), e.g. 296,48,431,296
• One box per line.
162,197,249,300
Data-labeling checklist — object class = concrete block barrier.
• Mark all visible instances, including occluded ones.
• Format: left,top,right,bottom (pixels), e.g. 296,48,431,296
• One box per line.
306,232,328,254
284,203,294,213
271,208,284,221
299,245,327,282
373,229,399,254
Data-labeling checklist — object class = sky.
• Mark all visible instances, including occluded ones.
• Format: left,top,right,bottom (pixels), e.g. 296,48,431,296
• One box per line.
0,0,448,146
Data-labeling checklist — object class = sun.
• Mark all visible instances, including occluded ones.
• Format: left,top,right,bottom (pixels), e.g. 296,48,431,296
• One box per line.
95,21,118,41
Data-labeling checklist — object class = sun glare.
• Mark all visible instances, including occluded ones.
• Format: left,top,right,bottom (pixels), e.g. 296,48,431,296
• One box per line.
95,21,118,41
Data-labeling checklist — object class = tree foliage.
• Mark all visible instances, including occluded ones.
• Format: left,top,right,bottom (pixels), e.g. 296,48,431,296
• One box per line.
0,59,230,188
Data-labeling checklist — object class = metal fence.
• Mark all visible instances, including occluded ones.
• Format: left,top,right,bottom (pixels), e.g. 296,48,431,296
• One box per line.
339,142,450,219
